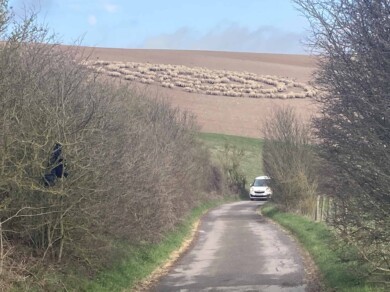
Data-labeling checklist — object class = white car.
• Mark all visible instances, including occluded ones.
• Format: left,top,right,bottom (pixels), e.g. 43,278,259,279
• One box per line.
249,176,272,200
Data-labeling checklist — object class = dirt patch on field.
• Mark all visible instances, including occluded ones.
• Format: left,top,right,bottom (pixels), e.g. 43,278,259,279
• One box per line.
148,84,319,138
77,47,320,138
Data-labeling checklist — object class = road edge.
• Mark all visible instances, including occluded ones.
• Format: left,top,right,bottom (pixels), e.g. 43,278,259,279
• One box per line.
132,206,217,292
257,206,326,292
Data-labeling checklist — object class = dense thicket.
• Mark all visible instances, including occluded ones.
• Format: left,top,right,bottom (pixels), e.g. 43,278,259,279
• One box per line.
0,3,224,289
294,0,389,277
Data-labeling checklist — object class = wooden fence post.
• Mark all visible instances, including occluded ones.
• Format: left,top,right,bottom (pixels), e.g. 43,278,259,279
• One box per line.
316,195,321,222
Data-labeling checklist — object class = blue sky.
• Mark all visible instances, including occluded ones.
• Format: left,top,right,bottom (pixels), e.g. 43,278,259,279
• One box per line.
9,0,310,54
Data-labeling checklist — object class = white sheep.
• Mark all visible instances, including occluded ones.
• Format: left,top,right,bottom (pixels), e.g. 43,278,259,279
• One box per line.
124,75,136,81
140,78,153,84
108,71,121,77
81,59,317,100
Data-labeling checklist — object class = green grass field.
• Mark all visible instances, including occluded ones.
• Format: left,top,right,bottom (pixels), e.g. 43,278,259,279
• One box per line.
198,132,264,186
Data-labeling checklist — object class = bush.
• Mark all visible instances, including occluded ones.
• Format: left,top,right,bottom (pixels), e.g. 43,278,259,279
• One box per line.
262,106,318,216
218,143,246,197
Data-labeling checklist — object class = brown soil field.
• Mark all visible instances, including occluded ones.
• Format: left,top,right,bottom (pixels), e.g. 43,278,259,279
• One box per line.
80,47,320,138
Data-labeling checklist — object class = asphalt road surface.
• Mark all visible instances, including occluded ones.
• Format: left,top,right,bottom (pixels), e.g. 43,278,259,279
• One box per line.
153,201,307,292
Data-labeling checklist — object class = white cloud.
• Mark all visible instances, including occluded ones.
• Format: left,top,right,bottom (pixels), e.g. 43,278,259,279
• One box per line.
88,15,97,26
104,4,118,13
103,2,119,13
141,24,307,54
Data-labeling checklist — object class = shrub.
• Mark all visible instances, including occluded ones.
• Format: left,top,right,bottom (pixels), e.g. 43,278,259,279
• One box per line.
262,106,319,216
0,13,131,285
217,144,246,197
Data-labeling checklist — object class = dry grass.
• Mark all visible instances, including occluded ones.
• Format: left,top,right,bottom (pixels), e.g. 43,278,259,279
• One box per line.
84,60,317,99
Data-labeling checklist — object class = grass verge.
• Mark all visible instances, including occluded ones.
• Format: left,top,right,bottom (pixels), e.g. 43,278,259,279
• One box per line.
261,203,384,292
71,198,232,291
198,132,263,184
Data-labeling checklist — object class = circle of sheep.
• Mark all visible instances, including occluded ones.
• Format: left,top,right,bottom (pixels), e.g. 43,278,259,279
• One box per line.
84,60,316,99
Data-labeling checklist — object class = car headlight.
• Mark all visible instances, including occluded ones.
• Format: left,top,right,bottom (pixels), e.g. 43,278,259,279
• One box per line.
250,187,254,193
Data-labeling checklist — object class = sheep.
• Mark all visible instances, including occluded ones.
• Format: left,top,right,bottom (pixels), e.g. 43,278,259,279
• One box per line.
174,81,188,88
220,77,230,84
106,64,121,72
140,78,153,84
81,59,317,100
137,67,148,74
277,85,287,92
224,91,242,97
149,66,165,72
162,82,175,88
93,60,110,66
184,87,196,93
305,90,316,97
294,93,307,98
124,75,136,81
133,72,143,78
108,71,121,77
119,68,133,75
93,67,106,74
205,78,217,84
206,90,222,96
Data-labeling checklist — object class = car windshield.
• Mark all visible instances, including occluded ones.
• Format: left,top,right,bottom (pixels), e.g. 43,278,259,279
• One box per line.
253,179,269,187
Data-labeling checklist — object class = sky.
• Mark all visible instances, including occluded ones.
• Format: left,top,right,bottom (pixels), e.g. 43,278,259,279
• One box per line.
8,0,311,54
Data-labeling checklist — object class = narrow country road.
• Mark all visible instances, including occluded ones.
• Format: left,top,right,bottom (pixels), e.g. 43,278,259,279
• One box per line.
153,201,308,292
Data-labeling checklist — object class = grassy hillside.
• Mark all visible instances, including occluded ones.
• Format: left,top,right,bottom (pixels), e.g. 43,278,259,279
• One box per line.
198,132,264,186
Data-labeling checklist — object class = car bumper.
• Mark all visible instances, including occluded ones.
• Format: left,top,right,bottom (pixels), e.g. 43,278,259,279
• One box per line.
249,193,270,200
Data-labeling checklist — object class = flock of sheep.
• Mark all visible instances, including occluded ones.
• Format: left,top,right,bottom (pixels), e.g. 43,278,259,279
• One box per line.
84,60,316,99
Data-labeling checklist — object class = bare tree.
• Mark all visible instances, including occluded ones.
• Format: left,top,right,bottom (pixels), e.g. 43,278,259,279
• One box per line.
294,0,390,276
